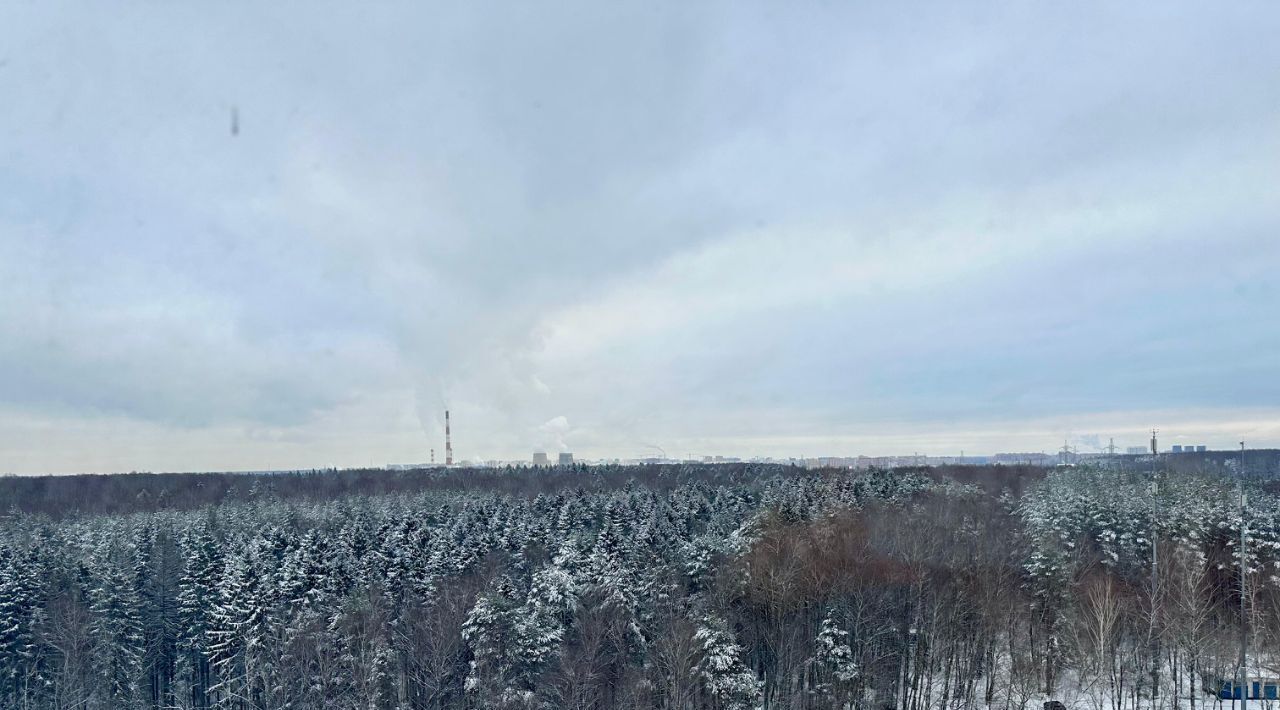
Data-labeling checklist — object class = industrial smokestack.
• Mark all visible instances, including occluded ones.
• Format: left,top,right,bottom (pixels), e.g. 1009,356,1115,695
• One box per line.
445,410,453,466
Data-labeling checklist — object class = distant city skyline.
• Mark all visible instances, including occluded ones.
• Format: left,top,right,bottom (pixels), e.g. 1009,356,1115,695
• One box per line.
3,2,1280,474
4,430,1265,476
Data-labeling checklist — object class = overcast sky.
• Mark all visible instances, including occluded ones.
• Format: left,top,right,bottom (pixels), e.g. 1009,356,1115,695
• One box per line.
2,1,1279,473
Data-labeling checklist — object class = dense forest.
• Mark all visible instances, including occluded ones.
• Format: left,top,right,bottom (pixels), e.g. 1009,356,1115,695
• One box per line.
0,461,1276,710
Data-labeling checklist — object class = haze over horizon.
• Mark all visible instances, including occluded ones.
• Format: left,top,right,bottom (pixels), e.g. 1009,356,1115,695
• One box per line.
3,2,1279,474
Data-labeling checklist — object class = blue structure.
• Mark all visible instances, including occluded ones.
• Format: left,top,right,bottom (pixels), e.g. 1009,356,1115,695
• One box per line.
1213,679,1280,700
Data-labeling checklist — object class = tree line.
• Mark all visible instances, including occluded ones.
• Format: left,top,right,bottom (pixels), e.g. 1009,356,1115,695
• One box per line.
0,462,1275,709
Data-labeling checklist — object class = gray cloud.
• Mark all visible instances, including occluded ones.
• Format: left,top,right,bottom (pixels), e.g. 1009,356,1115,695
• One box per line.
2,1,1279,471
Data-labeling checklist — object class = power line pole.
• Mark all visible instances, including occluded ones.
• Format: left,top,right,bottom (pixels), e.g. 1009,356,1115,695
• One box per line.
1150,428,1159,710
1240,441,1249,710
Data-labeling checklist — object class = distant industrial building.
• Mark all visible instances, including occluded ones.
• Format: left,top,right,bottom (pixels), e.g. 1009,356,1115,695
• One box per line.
532,452,549,465
1126,446,1148,455
992,452,1054,466
1171,444,1207,453
558,452,574,465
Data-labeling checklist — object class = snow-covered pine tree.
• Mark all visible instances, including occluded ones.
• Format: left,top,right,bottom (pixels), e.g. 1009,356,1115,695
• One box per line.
89,549,144,707
176,520,222,708
812,610,857,704
461,580,526,709
0,544,45,706
694,614,761,710
207,538,280,708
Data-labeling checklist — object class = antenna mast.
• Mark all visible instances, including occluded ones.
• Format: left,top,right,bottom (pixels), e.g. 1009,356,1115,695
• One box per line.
445,410,453,466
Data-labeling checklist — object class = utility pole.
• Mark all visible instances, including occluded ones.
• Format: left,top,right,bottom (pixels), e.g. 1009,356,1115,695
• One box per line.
1150,428,1159,710
1239,444,1249,710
